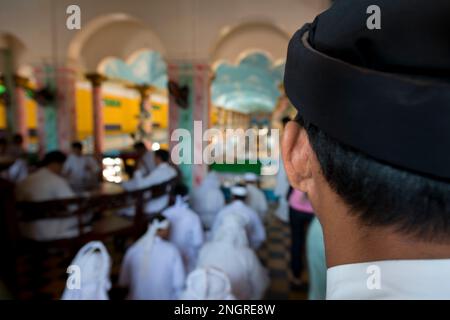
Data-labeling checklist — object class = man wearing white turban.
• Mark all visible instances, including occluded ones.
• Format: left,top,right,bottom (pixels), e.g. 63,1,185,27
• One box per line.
244,173,268,221
163,184,204,273
211,185,266,250
118,215,185,300
190,171,225,229
61,241,111,300
197,214,269,300
179,267,236,300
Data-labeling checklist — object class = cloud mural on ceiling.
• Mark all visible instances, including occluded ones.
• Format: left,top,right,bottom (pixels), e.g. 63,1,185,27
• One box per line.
212,52,285,114
99,50,168,89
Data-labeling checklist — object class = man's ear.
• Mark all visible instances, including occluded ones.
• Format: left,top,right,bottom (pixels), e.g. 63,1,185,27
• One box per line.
281,121,314,193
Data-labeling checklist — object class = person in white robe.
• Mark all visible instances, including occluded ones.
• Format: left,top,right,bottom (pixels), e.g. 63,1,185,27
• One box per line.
190,171,225,229
211,185,266,250
273,117,291,223
133,141,155,176
0,136,28,183
63,141,100,192
274,157,290,223
61,241,111,300
2,158,28,183
244,173,268,221
119,215,185,300
122,149,177,215
15,151,88,241
179,267,236,300
197,214,269,300
162,184,204,273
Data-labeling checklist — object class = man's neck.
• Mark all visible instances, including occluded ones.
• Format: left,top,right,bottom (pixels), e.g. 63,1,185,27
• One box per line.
318,188,450,268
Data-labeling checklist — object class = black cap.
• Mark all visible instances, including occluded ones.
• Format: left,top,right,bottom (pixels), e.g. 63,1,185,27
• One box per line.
284,0,450,180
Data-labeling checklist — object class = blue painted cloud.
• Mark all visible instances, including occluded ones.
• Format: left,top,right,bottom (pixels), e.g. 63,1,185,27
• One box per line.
100,50,168,89
212,52,285,114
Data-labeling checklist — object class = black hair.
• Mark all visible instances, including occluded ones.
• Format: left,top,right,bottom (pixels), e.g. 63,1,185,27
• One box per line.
71,141,83,151
12,134,23,145
171,183,189,197
155,149,170,162
297,116,450,242
281,116,291,127
133,141,147,151
42,151,67,166
150,213,168,224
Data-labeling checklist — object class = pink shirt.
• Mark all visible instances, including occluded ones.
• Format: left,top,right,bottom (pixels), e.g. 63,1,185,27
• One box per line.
288,189,314,214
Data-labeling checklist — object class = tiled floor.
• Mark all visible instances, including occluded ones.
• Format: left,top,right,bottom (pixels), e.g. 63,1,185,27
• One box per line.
259,207,308,300
16,205,308,300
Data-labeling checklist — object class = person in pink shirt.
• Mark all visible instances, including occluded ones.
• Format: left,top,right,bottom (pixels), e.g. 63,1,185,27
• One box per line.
288,188,314,289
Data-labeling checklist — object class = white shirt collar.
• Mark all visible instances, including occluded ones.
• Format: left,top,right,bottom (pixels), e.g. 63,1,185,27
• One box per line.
327,259,450,300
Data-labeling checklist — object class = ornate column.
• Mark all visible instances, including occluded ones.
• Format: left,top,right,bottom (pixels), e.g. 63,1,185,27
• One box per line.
130,84,154,148
86,73,107,156
168,61,210,188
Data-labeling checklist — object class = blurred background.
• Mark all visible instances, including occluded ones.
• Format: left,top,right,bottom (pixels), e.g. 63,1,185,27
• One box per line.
0,0,331,300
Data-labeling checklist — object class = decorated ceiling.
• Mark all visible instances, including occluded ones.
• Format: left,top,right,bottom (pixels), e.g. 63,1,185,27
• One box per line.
211,52,285,114
99,50,168,90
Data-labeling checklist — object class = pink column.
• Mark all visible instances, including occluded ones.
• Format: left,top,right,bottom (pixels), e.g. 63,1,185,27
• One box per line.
13,76,29,147
86,73,106,156
56,68,77,153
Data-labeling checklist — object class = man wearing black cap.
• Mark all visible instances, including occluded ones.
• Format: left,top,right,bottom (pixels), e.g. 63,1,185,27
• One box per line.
283,0,450,299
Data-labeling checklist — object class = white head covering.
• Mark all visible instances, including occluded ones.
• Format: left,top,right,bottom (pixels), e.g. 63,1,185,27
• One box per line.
201,171,221,189
136,218,170,278
180,267,235,300
230,186,247,197
244,173,258,182
212,213,249,247
61,241,111,300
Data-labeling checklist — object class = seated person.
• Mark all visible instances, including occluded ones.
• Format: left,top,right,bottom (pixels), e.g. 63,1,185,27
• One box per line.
61,241,112,300
0,136,28,183
63,141,100,192
179,267,236,300
244,173,268,221
197,214,269,300
16,151,87,241
122,149,177,215
211,185,266,250
162,184,204,273
118,214,185,300
133,141,155,177
190,171,225,229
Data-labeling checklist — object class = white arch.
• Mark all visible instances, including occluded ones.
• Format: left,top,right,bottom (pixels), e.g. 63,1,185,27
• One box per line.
210,20,290,64
0,32,29,73
67,13,166,72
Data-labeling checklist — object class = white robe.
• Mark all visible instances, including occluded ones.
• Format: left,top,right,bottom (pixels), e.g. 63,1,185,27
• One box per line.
197,220,269,300
61,241,111,300
190,172,225,229
63,154,100,192
3,158,28,183
246,184,268,221
274,158,290,222
163,198,204,273
15,167,82,241
119,235,185,300
137,151,155,176
180,268,236,300
122,162,177,214
327,259,450,300
211,200,266,250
